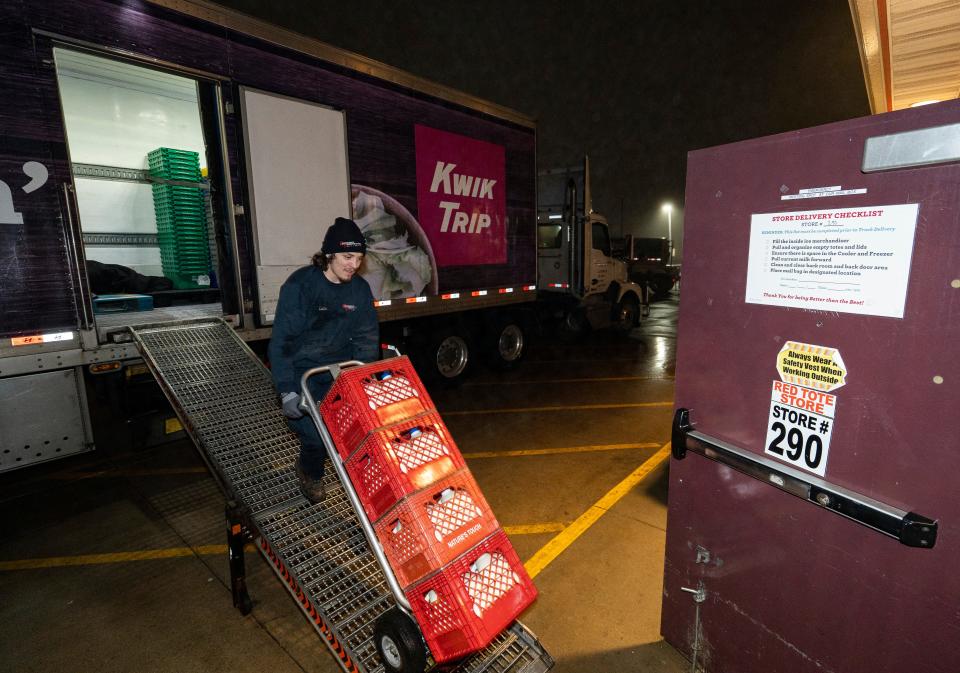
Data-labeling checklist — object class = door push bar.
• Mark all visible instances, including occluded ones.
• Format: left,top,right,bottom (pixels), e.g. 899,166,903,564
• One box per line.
671,409,938,549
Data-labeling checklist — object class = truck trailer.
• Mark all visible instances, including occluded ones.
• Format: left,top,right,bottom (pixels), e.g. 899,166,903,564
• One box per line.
620,235,680,299
0,0,569,473
0,3,557,670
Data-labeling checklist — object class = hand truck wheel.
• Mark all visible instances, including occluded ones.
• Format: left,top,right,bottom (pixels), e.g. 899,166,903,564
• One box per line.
374,607,427,673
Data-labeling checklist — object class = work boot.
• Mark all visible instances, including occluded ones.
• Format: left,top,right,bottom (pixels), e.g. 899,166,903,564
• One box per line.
295,458,326,503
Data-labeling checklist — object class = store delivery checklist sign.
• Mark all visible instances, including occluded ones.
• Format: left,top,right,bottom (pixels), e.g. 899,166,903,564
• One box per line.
744,204,919,318
415,125,506,267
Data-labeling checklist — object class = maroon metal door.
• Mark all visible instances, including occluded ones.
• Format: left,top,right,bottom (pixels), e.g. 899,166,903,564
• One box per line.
662,101,960,673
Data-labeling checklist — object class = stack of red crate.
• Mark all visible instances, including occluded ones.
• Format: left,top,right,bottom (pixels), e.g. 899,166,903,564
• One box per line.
319,356,537,664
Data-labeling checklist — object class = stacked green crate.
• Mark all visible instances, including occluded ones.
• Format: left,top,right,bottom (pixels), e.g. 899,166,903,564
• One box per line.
148,148,212,289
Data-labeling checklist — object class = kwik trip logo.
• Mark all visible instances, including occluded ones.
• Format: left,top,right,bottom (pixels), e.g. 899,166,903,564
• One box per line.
415,125,506,266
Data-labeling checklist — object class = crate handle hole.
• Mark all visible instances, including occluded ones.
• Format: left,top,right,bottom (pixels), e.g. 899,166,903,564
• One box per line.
470,552,492,573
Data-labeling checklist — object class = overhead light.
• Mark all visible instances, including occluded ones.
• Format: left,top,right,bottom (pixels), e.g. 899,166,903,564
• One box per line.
548,214,562,220
910,100,941,107
661,203,673,213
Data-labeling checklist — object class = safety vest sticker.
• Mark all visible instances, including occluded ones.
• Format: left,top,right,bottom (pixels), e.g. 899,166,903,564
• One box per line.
776,341,846,391
765,380,836,476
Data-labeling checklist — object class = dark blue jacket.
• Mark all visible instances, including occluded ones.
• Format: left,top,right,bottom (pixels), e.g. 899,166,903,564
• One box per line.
269,265,379,395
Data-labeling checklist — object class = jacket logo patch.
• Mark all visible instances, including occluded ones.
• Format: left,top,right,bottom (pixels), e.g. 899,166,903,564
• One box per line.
342,304,356,312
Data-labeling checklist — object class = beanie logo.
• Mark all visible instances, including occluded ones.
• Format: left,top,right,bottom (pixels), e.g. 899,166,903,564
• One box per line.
322,217,366,254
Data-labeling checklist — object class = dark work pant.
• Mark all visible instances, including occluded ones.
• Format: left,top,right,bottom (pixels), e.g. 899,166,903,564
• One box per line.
288,371,334,480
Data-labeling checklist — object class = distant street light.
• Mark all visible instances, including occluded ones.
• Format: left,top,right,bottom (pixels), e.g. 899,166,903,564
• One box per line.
661,203,673,263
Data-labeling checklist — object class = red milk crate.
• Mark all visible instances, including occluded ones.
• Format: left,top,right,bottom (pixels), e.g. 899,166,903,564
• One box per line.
345,412,466,521
406,530,538,664
319,356,434,459
374,468,499,588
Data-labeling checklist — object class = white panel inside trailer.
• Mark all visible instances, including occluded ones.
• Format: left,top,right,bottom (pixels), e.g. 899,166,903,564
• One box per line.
55,48,207,169
240,88,351,324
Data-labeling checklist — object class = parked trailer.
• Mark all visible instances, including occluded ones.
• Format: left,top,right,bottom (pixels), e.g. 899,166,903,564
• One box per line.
0,0,541,473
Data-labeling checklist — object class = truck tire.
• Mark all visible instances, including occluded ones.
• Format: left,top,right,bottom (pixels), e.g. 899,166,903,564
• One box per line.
558,307,589,341
613,295,640,333
416,327,472,387
486,315,526,370
652,276,674,299
373,607,427,673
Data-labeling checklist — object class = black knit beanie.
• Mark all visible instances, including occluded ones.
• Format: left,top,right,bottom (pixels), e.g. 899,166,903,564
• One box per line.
321,217,366,254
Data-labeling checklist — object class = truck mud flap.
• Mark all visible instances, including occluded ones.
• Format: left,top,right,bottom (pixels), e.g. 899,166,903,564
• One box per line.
128,318,553,673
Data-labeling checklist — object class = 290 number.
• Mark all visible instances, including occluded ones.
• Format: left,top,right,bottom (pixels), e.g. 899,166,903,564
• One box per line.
767,421,823,469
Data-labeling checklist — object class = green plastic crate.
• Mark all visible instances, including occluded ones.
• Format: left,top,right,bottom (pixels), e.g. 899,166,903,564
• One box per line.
149,154,212,289
148,148,202,181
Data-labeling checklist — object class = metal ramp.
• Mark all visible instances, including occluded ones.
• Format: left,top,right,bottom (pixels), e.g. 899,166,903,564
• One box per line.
129,318,553,673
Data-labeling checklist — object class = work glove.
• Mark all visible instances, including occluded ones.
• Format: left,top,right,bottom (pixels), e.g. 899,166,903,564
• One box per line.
281,391,304,419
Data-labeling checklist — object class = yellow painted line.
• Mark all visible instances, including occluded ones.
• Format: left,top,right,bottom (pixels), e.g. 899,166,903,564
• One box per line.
465,375,673,386
463,442,660,459
503,523,566,535
443,401,673,416
524,442,672,579
0,544,255,571
0,521,566,571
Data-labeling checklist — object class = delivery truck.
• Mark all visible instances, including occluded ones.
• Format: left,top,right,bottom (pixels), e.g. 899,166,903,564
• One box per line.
0,0,556,472
536,159,646,334
0,5,557,669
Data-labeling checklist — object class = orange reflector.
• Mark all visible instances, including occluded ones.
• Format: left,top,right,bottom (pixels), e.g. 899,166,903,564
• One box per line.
441,293,460,300
498,287,514,294
375,300,392,307
405,296,427,304
471,290,489,297
524,285,536,291
89,361,122,374
11,335,42,346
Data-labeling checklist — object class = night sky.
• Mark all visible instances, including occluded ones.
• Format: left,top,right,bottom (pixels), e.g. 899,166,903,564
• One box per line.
214,0,870,252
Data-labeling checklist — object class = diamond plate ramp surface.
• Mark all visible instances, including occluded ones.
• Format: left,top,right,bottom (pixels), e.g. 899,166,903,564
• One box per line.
129,319,552,673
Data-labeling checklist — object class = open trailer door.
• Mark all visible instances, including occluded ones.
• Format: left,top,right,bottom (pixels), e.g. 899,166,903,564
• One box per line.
662,101,960,673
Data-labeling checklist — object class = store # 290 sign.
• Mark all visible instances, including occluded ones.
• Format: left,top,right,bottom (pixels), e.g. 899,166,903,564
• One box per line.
764,342,847,477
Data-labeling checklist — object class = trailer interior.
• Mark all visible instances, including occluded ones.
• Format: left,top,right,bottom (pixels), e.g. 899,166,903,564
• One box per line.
54,47,229,341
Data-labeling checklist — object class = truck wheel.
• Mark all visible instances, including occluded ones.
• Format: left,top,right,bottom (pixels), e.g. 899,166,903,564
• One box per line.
417,328,472,386
652,276,674,299
558,307,589,341
374,607,427,673
613,296,640,333
486,316,526,370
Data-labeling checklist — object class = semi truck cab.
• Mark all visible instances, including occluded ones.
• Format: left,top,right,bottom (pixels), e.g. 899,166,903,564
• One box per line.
537,160,645,332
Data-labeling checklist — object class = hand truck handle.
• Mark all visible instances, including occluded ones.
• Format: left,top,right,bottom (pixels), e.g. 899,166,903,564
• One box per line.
299,361,413,614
